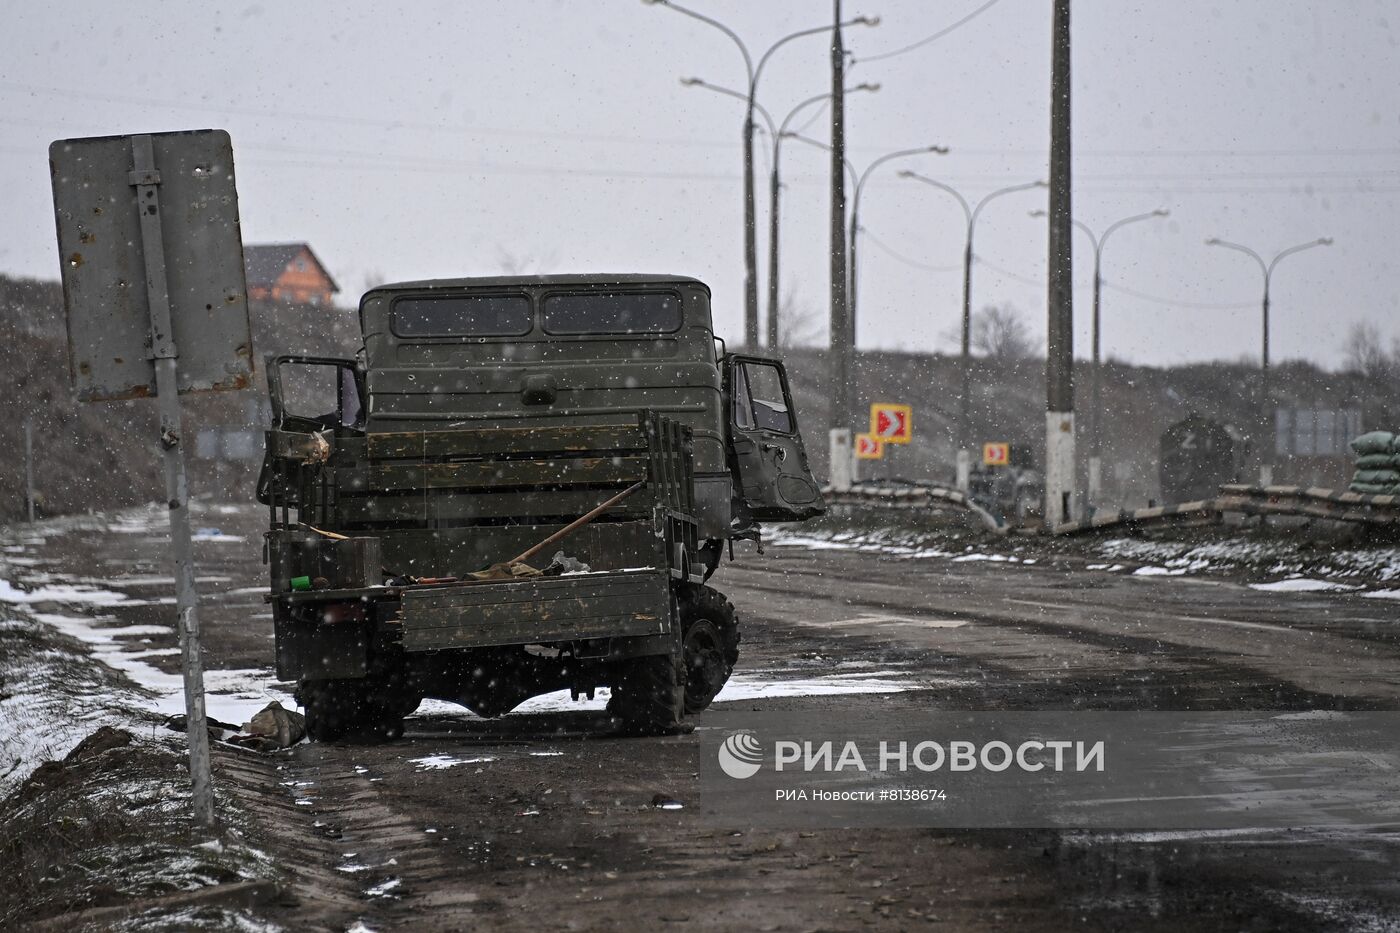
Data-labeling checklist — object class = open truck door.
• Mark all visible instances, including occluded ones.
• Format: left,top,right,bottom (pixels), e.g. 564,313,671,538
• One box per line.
258,355,365,507
724,355,824,521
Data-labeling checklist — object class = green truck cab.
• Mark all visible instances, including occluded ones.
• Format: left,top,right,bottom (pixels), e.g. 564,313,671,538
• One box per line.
258,274,823,739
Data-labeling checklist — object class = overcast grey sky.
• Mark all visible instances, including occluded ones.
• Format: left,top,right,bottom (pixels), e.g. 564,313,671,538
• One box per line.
3,1,1396,368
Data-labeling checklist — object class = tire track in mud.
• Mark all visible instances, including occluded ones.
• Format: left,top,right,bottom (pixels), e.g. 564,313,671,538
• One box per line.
219,745,501,931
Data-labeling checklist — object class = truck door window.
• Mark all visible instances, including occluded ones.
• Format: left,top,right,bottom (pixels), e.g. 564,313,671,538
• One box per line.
742,362,793,434
272,358,363,430
391,295,532,337
339,366,364,428
732,363,755,430
278,361,340,426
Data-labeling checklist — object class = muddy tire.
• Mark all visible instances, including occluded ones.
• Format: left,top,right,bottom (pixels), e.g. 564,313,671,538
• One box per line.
609,654,685,735
679,584,739,714
298,678,407,743
298,679,361,742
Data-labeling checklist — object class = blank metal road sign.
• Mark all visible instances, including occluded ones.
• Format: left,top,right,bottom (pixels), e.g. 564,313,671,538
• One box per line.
50,129,252,402
870,403,912,444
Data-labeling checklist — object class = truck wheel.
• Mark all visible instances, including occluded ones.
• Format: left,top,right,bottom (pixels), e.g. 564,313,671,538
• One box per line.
609,655,684,735
679,585,739,714
298,679,406,743
298,679,362,742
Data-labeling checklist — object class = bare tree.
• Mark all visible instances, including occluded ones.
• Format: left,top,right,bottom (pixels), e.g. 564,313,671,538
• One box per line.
777,286,826,349
970,304,1039,361
1341,320,1395,378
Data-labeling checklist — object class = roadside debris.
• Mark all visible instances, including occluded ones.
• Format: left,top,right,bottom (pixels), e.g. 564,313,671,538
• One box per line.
228,701,306,751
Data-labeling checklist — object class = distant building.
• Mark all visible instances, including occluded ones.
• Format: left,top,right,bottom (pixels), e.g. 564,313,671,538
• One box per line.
243,243,339,306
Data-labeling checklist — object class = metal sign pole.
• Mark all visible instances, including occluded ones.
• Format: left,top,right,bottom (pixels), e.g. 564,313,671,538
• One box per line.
129,134,215,828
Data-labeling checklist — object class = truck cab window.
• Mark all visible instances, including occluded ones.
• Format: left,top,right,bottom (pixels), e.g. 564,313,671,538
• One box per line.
392,295,532,337
541,292,681,335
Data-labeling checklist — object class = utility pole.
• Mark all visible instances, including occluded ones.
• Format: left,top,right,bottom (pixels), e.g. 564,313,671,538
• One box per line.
828,0,853,491
767,148,781,349
24,415,35,523
1044,0,1076,527
1038,208,1167,511
742,101,759,347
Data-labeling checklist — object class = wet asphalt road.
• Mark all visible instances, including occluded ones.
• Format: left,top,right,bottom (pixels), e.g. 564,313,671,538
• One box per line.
16,503,1400,931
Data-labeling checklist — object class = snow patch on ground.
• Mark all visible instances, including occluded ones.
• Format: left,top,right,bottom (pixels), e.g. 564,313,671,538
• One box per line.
410,754,497,770
191,530,247,543
0,578,145,606
1249,577,1363,594
408,668,938,722
30,611,293,724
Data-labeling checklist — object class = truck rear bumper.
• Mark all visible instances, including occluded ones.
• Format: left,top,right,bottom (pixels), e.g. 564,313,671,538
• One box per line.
399,569,672,653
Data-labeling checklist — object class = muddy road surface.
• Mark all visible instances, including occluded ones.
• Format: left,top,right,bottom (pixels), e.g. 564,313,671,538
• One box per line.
8,504,1400,931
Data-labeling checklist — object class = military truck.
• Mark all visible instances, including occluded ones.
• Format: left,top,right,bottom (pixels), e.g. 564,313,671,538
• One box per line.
257,274,823,740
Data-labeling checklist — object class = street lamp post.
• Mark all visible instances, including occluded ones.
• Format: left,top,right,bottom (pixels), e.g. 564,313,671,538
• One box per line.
1205,235,1333,485
783,134,944,350
848,146,948,350
1033,208,1168,509
900,172,1046,490
682,81,878,348
647,0,876,348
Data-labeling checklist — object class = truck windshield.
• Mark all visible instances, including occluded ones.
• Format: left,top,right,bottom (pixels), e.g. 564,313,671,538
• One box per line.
392,295,532,337
541,292,681,335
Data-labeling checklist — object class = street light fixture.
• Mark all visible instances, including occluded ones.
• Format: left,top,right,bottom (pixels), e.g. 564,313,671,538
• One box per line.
1204,236,1333,374
1031,207,1168,509
849,147,948,347
900,172,1047,490
781,135,947,348
679,80,879,347
1205,234,1333,484
649,0,878,347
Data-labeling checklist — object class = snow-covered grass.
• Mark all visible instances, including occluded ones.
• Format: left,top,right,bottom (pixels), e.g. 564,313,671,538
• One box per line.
1093,534,1400,591
0,508,284,930
767,518,1400,597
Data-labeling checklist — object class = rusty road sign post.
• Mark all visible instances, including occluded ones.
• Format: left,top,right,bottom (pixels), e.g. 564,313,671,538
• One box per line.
51,129,252,828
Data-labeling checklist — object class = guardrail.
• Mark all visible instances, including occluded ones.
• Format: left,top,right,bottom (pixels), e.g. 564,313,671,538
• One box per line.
1051,484,1400,536
822,481,1400,538
821,482,1007,534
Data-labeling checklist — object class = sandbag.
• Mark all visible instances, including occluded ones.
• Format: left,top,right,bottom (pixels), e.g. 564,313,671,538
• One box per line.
1349,431,1397,457
1348,481,1400,496
1355,453,1400,471
1352,469,1400,486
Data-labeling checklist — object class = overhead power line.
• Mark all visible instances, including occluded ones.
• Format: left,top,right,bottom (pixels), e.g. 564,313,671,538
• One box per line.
974,257,1260,310
853,0,1003,64
859,228,959,273
0,79,737,151
1100,279,1257,310
6,81,1399,162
